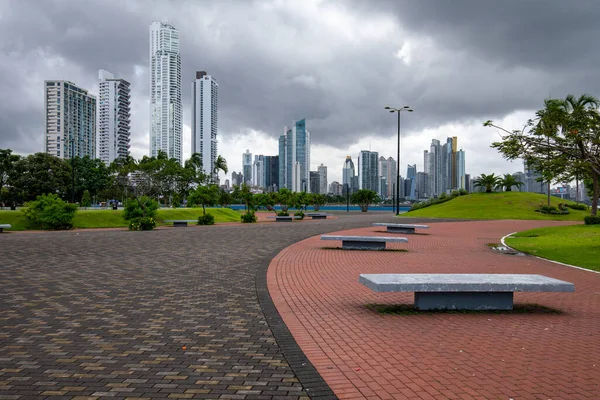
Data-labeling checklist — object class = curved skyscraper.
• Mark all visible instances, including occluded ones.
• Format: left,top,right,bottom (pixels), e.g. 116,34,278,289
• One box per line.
149,22,182,163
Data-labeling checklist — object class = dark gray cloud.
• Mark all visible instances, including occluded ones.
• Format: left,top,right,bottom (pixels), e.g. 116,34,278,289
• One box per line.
1,0,599,158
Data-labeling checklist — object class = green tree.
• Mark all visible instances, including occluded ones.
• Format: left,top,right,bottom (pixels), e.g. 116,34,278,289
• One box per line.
309,193,327,211
188,184,219,215
81,190,92,207
351,189,380,212
213,155,228,183
473,173,501,193
0,149,20,206
496,174,524,192
277,188,293,212
218,189,233,208
22,193,77,230
8,153,71,202
73,156,110,202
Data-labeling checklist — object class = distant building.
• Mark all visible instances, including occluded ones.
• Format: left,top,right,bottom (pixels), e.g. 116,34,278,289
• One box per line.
231,171,243,187
97,70,130,165
342,156,357,194
378,156,396,200
264,156,279,192
45,80,96,159
455,149,466,190
358,150,379,192
464,173,471,193
252,155,264,188
329,181,343,196
523,161,549,194
415,172,429,199
279,119,310,192
191,71,218,177
310,171,320,194
242,149,252,185
406,164,417,200
317,164,327,194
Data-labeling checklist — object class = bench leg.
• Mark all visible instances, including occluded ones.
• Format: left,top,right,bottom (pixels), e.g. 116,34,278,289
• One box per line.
341,240,386,250
387,227,416,234
414,292,514,310
173,222,188,227
0,228,3,233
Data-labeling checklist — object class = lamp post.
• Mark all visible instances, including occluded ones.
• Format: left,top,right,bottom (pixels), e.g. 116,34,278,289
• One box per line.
70,137,75,204
384,105,413,215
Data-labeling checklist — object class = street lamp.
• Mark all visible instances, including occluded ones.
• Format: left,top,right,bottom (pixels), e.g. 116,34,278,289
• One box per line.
384,105,413,215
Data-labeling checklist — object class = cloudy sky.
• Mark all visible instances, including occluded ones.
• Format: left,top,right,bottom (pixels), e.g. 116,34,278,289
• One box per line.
1,0,599,184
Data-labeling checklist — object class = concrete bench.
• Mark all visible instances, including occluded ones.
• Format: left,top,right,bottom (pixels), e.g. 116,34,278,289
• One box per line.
321,235,408,250
306,213,332,220
359,274,575,310
373,223,429,234
0,224,11,233
163,220,197,227
267,216,300,222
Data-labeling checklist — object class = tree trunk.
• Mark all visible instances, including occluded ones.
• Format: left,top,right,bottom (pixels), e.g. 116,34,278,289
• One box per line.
592,173,599,216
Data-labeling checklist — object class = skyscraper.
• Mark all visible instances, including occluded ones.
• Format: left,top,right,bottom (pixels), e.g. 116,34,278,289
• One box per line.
377,156,397,199
191,71,218,177
242,149,252,186
264,156,279,192
358,150,379,192
97,70,131,165
406,164,417,200
45,80,96,159
456,149,466,189
342,156,356,194
149,21,181,163
310,171,320,194
252,155,264,188
424,139,443,197
278,119,310,192
317,164,327,194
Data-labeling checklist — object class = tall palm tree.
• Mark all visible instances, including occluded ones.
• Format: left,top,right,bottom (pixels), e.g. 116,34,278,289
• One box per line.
473,173,501,193
213,155,228,183
496,174,524,192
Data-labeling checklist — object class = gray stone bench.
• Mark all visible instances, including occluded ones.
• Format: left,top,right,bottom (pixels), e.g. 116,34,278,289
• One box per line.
163,220,197,227
0,224,11,233
359,274,575,310
267,216,300,222
321,235,408,250
373,223,429,234
306,213,332,220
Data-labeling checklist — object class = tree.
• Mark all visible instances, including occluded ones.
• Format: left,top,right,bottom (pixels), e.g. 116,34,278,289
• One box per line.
218,189,233,208
485,93,600,215
213,155,228,183
496,174,524,192
351,189,380,212
8,153,71,202
0,149,20,206
473,173,501,193
239,183,254,211
254,192,277,213
277,188,293,212
81,190,92,207
188,184,219,215
73,156,110,203
309,193,327,211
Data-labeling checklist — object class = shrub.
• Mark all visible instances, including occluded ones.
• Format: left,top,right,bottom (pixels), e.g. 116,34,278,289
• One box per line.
22,193,77,230
81,190,92,207
241,211,257,223
459,188,468,196
535,205,569,215
277,211,289,216
565,203,588,211
129,217,156,231
294,210,305,220
123,196,159,221
197,213,215,225
584,215,600,225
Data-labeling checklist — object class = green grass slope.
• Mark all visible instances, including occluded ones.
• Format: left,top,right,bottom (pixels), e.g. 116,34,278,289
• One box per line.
401,192,590,220
506,225,600,271
0,207,241,231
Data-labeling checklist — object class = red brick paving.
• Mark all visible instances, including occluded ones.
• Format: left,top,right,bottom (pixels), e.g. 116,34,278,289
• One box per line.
268,220,600,399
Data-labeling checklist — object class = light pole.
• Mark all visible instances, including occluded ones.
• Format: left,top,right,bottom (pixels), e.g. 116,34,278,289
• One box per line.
385,105,413,215
70,137,75,204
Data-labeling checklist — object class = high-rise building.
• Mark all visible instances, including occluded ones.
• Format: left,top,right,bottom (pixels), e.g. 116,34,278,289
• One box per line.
406,164,417,200
242,149,252,186
264,156,279,192
416,172,429,199
317,164,327,194
342,156,356,194
464,173,471,193
310,171,320,194
523,161,549,194
97,70,131,165
456,149,466,189
424,139,443,197
149,21,182,163
358,150,379,192
329,181,342,196
278,119,310,192
378,156,397,199
191,71,218,177
45,80,96,159
231,171,243,187
252,155,264,188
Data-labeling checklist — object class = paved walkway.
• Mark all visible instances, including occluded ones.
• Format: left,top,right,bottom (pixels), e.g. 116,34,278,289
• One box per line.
0,212,400,400
268,220,599,399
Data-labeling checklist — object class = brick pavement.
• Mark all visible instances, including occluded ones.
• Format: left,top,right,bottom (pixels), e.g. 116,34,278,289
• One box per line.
268,220,600,399
0,212,403,400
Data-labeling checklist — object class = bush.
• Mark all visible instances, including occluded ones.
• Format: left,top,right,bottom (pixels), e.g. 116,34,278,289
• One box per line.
277,211,289,216
129,217,156,231
565,203,588,211
123,196,159,221
535,205,569,215
22,193,77,230
241,211,257,223
584,215,600,225
81,190,92,207
294,210,305,220
197,213,215,225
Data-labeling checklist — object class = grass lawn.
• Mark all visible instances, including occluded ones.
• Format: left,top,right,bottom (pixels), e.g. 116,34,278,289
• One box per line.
505,224,600,271
401,192,590,220
0,207,241,231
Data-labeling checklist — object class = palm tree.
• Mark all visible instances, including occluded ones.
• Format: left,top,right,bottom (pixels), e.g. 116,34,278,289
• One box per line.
213,155,228,183
496,174,524,192
473,173,501,193
351,189,380,212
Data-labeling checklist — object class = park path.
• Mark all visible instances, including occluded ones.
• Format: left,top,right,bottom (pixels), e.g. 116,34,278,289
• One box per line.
268,220,599,399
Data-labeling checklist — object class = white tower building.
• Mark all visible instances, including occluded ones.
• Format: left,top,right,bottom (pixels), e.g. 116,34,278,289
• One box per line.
149,21,182,163
97,69,131,165
191,71,218,177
